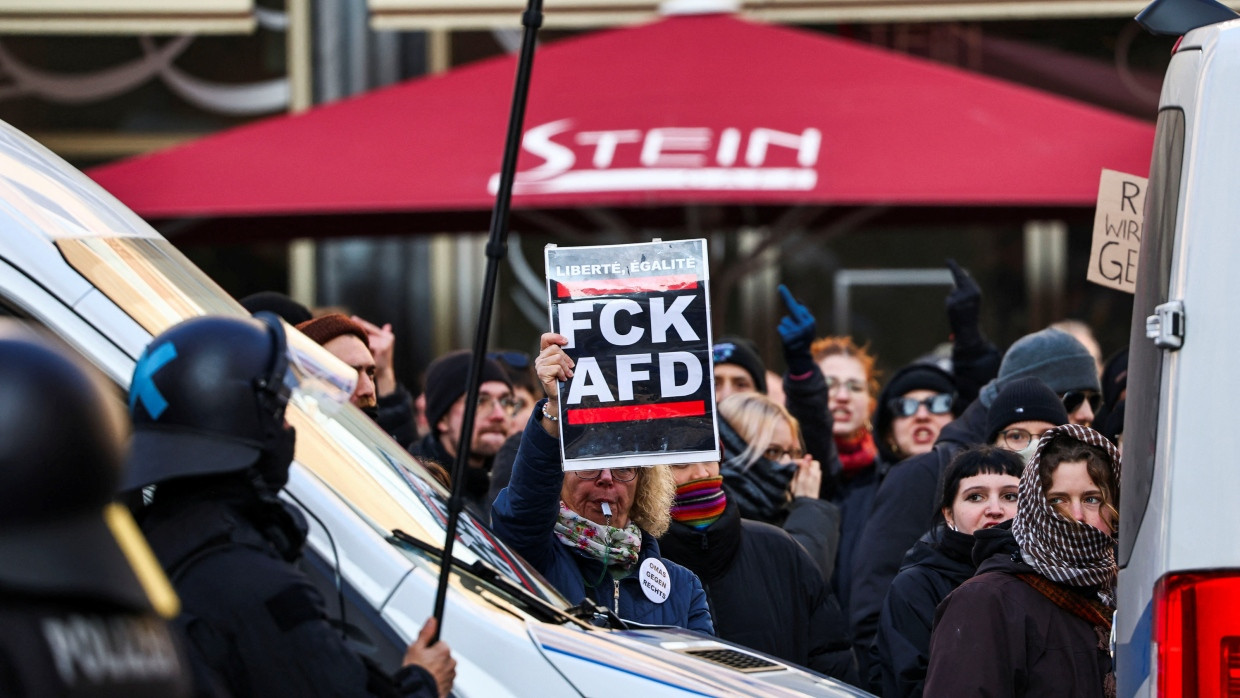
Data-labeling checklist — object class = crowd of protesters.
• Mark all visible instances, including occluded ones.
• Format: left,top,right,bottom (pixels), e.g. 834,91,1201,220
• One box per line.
0,254,1129,697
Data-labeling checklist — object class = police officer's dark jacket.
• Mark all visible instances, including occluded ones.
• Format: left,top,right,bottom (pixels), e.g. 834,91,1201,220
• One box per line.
139,477,437,698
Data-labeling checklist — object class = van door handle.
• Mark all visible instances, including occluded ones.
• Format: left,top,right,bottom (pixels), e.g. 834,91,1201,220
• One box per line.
1145,300,1185,350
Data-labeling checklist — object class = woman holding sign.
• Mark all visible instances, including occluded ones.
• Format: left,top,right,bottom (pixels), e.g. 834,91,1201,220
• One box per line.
490,333,713,634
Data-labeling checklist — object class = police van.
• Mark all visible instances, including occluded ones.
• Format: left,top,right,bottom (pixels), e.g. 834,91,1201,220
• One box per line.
0,118,873,696
1116,2,1240,696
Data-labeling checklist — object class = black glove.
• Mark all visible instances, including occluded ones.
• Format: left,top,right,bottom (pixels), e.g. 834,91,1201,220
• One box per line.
945,259,983,348
777,284,817,376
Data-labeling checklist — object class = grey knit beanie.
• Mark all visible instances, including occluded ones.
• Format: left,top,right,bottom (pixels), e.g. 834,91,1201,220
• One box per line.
979,328,1101,407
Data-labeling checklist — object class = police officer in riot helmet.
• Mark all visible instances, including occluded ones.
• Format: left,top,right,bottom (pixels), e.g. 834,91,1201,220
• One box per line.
124,313,455,698
0,320,193,697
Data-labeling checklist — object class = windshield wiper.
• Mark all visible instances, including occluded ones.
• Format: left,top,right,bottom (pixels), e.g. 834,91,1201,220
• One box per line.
388,529,577,626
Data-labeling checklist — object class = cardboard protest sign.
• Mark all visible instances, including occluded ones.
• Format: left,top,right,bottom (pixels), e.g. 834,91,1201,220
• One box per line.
1088,169,1147,294
545,239,719,470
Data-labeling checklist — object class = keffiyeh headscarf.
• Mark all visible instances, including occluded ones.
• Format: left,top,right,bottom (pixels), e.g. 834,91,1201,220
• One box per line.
1012,423,1122,607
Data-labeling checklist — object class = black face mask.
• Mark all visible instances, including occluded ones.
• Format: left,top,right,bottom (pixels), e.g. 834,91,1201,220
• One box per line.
255,425,297,492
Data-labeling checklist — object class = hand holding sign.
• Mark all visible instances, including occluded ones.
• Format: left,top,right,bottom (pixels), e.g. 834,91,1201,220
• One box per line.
536,332,573,437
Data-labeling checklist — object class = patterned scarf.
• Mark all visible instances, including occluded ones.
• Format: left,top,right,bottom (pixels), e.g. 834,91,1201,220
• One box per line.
835,428,878,474
1012,424,1122,607
554,503,642,571
672,477,727,529
718,419,796,522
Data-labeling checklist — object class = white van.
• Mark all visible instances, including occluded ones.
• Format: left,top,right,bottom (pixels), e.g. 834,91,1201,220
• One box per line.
0,119,873,697
1116,6,1240,698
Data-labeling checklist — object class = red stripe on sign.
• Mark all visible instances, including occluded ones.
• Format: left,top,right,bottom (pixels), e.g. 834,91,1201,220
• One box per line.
555,275,698,298
567,400,706,425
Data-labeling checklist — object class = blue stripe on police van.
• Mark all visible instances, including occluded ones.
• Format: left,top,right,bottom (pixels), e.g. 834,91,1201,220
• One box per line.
540,644,717,697
1116,599,1152,697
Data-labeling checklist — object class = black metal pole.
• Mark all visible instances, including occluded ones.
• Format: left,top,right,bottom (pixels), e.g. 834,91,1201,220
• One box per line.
431,0,544,643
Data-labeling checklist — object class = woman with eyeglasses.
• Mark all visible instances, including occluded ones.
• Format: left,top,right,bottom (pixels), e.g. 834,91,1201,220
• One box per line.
658,457,860,685
924,423,1121,697
796,336,886,612
490,333,713,633
716,391,843,583
873,363,959,463
870,445,1024,698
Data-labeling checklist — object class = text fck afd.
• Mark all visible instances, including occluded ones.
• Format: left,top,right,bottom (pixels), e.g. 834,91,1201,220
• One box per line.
557,295,704,404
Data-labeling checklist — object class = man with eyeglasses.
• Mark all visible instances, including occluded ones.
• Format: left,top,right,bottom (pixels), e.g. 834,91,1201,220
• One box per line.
410,350,515,519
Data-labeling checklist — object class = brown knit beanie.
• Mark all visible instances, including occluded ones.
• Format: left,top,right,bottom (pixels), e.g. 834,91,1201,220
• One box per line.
295,313,369,348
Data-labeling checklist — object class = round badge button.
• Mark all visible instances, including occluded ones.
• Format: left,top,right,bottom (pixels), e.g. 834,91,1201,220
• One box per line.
639,558,670,604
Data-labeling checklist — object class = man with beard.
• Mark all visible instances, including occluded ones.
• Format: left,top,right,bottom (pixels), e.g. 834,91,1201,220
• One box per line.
297,313,417,446
410,351,514,520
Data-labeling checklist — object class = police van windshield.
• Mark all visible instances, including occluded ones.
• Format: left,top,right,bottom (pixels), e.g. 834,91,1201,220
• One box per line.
53,235,567,608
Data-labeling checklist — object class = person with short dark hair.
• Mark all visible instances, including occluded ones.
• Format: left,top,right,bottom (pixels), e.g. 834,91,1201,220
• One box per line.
924,424,1121,697
870,446,1024,698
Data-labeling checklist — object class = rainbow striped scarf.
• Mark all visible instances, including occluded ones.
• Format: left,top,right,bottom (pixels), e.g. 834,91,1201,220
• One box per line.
671,477,727,529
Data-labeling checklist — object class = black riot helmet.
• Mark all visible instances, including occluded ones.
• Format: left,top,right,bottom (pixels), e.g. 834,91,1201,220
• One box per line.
0,320,178,616
124,312,296,491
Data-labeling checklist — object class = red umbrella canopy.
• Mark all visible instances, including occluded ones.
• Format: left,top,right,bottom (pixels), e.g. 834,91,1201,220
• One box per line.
88,14,1154,219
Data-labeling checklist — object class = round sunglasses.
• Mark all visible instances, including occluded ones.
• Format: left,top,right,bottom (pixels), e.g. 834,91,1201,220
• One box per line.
888,392,954,417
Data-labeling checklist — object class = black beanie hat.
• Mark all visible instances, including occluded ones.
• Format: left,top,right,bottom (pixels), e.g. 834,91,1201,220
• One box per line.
883,365,956,401
424,350,512,429
986,376,1070,443
712,336,767,394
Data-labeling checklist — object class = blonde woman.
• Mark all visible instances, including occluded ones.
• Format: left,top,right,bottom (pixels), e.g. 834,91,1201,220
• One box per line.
717,392,841,581
490,333,712,633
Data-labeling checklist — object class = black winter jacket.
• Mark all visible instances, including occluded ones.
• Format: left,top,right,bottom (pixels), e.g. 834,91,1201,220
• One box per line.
659,497,859,685
140,482,437,698
782,362,880,603
848,398,990,658
924,524,1113,697
375,382,417,449
870,524,976,698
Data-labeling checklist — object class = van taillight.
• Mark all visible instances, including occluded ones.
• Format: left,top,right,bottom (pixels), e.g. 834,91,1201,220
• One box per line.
1155,571,1240,697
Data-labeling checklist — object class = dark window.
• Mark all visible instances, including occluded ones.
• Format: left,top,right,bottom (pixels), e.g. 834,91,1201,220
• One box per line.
1119,107,1184,566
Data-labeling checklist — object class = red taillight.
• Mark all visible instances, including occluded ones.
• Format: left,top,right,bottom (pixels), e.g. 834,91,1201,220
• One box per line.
1155,571,1240,698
